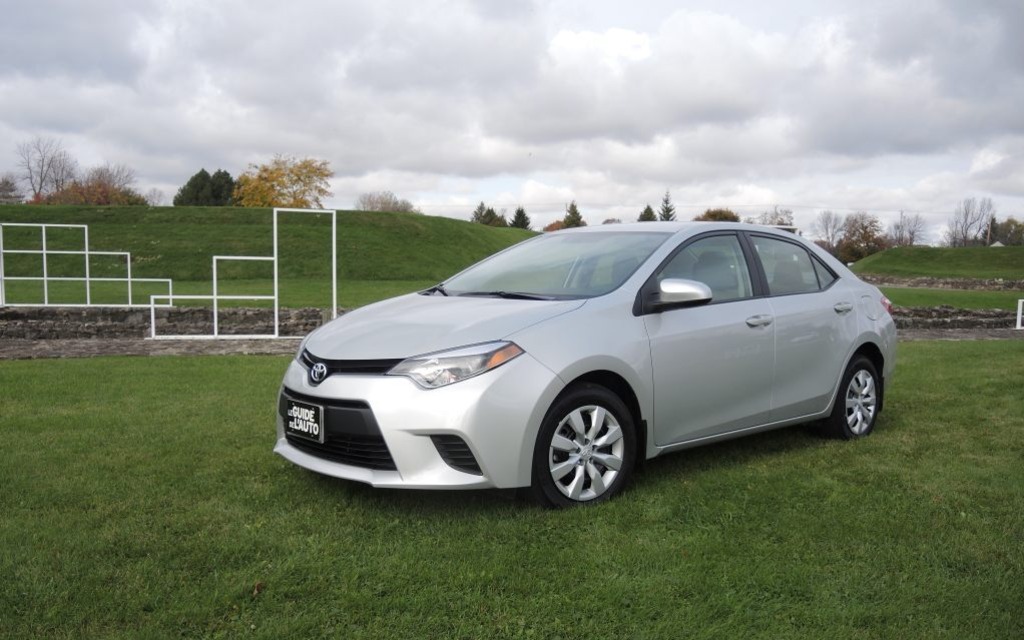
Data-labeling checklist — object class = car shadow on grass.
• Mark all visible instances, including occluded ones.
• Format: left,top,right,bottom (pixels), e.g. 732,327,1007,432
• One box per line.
629,422,836,488
290,420,864,513
302,470,523,514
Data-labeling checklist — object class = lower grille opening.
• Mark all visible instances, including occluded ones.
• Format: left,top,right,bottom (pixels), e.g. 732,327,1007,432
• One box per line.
280,388,397,471
286,433,397,471
430,435,482,476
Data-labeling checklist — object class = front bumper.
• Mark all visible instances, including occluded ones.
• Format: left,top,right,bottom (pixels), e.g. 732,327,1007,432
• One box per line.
274,352,564,489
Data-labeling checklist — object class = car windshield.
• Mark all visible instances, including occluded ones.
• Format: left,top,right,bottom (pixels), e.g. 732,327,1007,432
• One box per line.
443,231,672,299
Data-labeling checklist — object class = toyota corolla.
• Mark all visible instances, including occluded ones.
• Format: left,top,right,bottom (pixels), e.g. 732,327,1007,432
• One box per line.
275,222,896,507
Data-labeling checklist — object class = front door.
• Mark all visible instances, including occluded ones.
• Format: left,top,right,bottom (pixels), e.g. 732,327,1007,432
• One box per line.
644,233,775,446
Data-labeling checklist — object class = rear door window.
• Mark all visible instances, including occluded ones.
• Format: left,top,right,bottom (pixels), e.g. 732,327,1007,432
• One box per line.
751,236,821,296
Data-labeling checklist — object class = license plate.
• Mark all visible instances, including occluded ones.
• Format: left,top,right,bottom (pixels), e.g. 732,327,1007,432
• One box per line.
285,398,325,443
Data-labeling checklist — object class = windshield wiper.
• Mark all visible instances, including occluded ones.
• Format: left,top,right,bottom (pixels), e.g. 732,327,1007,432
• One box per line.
421,283,449,296
458,290,555,300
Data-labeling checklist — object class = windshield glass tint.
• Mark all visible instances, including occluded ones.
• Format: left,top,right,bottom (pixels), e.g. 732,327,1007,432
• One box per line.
445,231,671,299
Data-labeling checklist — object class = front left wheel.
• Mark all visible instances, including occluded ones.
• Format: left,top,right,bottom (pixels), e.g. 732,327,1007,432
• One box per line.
529,383,637,508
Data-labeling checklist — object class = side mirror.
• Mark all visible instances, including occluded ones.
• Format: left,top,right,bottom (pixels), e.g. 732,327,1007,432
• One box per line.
654,278,712,310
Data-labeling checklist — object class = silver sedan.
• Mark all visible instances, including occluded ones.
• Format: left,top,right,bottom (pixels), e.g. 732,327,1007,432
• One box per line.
275,222,896,507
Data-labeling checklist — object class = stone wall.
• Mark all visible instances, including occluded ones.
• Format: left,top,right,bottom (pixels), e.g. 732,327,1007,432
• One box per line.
0,306,330,340
890,305,1017,330
1,302,1019,340
860,274,1024,291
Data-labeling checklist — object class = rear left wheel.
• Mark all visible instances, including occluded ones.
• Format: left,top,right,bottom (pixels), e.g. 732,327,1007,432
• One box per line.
821,355,881,439
529,383,636,508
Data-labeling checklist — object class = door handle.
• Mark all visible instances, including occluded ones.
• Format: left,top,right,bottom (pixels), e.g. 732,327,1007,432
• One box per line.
833,302,854,314
745,314,774,328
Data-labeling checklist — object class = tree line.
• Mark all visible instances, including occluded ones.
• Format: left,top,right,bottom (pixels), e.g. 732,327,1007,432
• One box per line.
1,137,157,206
1,136,337,209
4,139,1018,252
942,197,1022,247
467,190,1021,263
470,202,532,229
812,197,1023,262
1,137,436,213
472,191,778,232
168,154,335,208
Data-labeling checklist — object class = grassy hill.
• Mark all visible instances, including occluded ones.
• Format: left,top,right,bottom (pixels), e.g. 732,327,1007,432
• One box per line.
852,246,1024,280
0,205,534,281
851,246,1024,310
0,205,535,307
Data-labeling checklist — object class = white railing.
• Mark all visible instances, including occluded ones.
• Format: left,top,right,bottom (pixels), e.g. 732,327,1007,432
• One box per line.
1017,299,1023,330
148,208,337,340
3,210,338,340
0,222,172,307
148,294,277,340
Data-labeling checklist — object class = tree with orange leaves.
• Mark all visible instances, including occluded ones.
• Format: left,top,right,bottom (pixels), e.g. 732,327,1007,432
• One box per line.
233,154,333,208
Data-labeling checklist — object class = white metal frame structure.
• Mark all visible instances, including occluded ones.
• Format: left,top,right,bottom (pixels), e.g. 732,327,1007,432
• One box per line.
0,222,172,308
1017,299,1023,330
148,208,337,340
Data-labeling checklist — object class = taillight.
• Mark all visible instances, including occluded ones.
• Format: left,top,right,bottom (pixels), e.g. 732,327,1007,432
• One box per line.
880,295,893,315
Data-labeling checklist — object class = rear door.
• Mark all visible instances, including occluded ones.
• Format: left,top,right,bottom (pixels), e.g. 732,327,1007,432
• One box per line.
748,234,858,420
643,233,775,445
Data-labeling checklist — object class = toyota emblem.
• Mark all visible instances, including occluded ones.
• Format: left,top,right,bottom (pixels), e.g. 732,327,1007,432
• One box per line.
309,362,328,385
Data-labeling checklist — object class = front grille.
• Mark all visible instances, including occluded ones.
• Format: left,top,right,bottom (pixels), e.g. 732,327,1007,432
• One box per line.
286,433,397,470
300,349,402,378
431,435,482,475
280,388,397,471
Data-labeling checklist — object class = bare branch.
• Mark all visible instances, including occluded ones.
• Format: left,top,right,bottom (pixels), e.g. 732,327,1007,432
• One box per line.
355,190,420,213
888,211,925,247
812,210,844,250
944,197,992,247
86,162,136,191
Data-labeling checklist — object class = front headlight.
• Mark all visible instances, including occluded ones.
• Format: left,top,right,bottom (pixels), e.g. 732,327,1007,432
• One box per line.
387,341,524,389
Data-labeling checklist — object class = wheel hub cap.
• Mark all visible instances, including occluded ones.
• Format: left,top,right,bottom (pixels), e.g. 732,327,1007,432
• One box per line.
845,369,877,435
548,405,625,502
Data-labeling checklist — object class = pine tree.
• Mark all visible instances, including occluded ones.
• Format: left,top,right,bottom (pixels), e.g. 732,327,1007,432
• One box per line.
175,168,234,206
0,173,23,204
484,207,507,227
562,201,586,228
471,201,488,223
209,169,235,206
173,169,212,206
510,206,531,229
638,204,656,221
658,190,676,221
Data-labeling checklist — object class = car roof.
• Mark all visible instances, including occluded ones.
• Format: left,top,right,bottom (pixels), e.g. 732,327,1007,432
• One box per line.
553,221,790,237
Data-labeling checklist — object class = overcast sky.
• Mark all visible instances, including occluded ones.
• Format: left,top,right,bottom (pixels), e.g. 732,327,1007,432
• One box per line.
2,0,1022,239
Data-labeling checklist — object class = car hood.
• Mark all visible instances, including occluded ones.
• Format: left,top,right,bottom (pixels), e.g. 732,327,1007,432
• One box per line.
305,293,585,360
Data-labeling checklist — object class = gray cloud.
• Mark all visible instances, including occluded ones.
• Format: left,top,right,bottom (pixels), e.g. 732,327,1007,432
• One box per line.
1,0,1022,231
0,0,154,82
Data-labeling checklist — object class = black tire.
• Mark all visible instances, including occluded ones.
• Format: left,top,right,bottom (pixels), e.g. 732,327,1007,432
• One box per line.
820,355,881,440
529,383,637,508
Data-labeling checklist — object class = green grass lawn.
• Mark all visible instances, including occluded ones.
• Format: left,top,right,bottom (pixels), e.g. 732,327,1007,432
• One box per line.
853,245,1024,279
1,342,1022,638
882,286,1024,311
